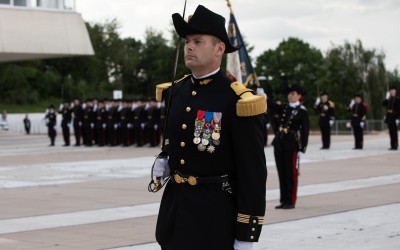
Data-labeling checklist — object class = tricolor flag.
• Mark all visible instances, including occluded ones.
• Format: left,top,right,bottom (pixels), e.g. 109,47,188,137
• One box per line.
226,7,259,87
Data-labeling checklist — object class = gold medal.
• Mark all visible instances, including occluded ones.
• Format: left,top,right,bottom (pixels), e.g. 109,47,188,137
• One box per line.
212,132,220,140
198,144,206,151
193,137,201,144
213,139,220,146
203,133,211,140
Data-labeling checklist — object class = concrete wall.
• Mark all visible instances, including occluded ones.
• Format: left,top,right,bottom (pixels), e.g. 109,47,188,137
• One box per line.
0,7,94,62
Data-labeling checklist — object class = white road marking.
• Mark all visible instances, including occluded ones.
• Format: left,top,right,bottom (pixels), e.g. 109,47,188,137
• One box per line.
0,173,399,235
111,203,400,250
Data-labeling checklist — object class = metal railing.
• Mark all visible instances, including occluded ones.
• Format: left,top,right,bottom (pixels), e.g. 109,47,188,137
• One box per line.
331,120,387,135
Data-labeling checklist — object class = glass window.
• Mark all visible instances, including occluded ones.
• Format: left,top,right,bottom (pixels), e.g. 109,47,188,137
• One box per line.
37,0,58,9
64,0,74,10
14,0,27,6
0,0,11,5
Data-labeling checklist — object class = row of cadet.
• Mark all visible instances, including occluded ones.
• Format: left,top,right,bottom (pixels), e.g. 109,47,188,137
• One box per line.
44,98,166,147
262,85,400,150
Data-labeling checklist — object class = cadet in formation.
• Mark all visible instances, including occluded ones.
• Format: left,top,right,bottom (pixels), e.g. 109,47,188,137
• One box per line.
269,85,309,209
383,86,400,150
45,104,57,146
152,5,267,250
313,91,335,149
348,93,367,149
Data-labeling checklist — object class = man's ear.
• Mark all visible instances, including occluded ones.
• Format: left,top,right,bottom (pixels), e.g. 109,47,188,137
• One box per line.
216,42,226,56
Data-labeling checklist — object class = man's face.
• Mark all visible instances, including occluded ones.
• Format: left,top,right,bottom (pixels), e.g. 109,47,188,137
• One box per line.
321,94,328,102
390,89,397,97
184,34,224,71
288,91,300,103
355,96,362,103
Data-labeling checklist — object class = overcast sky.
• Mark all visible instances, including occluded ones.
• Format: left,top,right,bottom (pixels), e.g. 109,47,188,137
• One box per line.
76,0,400,70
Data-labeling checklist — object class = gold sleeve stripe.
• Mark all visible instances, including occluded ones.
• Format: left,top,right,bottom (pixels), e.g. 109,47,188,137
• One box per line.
237,213,264,224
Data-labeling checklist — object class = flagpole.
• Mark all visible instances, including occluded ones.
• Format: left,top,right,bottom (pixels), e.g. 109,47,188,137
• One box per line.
225,0,261,86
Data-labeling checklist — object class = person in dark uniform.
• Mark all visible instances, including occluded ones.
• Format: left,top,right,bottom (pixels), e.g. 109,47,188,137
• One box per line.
313,91,335,149
95,99,107,146
107,100,117,146
83,99,95,146
383,86,400,150
71,98,83,146
348,93,367,149
152,5,267,250
120,99,131,147
45,104,57,146
23,114,31,135
59,100,72,146
133,99,147,147
146,98,161,147
269,85,309,210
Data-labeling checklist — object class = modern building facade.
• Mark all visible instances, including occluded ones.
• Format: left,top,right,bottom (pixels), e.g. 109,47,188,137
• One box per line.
0,0,94,62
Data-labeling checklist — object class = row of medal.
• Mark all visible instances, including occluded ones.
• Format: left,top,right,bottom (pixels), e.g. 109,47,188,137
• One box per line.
193,110,222,153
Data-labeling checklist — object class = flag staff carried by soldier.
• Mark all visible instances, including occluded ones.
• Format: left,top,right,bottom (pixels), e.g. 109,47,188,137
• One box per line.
148,2,267,250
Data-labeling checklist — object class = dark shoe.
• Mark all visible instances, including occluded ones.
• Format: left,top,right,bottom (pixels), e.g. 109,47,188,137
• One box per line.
320,147,329,150
389,148,398,151
275,204,284,209
282,204,295,209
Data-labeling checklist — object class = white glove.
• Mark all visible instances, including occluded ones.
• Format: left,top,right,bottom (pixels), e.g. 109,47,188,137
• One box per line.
141,123,145,129
234,240,253,250
266,123,271,129
78,122,82,127
127,123,133,129
53,125,57,130
315,97,321,105
59,104,64,112
323,105,329,111
153,157,170,184
396,119,399,126
329,120,334,127
349,99,355,108
154,124,158,130
114,124,118,129
297,152,303,162
386,91,390,100
90,123,94,129
360,121,365,128
102,123,106,129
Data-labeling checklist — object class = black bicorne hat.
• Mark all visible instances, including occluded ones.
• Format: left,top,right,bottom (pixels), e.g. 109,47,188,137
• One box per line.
286,84,304,95
389,85,397,91
172,5,240,54
354,92,363,99
319,91,328,96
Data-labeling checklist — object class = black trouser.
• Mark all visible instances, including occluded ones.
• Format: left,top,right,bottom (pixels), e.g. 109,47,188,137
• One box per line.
274,148,299,206
83,125,93,146
73,123,81,145
48,126,56,145
388,123,398,149
96,126,106,146
320,126,331,149
353,126,363,149
121,125,129,146
62,125,70,145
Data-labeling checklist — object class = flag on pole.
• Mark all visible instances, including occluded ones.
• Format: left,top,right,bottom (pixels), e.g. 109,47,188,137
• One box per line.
226,4,259,87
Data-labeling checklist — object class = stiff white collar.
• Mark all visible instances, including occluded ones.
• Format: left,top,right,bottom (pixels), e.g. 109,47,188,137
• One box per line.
192,68,220,79
289,101,300,108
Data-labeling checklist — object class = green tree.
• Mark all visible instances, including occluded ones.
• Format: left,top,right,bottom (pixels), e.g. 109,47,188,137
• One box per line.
255,37,324,109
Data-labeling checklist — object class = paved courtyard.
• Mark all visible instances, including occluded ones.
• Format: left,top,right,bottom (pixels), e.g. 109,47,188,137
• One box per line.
0,131,399,250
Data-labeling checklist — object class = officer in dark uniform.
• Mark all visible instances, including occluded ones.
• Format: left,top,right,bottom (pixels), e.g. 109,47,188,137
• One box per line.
71,98,83,146
313,91,335,149
269,85,309,209
107,100,117,146
348,93,367,149
83,99,95,146
146,98,161,147
152,5,267,250
95,99,107,146
45,104,57,146
133,99,147,147
120,99,130,147
60,100,72,146
382,86,400,150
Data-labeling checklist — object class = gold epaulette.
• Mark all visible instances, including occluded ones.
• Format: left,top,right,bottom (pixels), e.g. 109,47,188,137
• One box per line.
230,82,267,117
329,100,335,108
155,75,190,102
